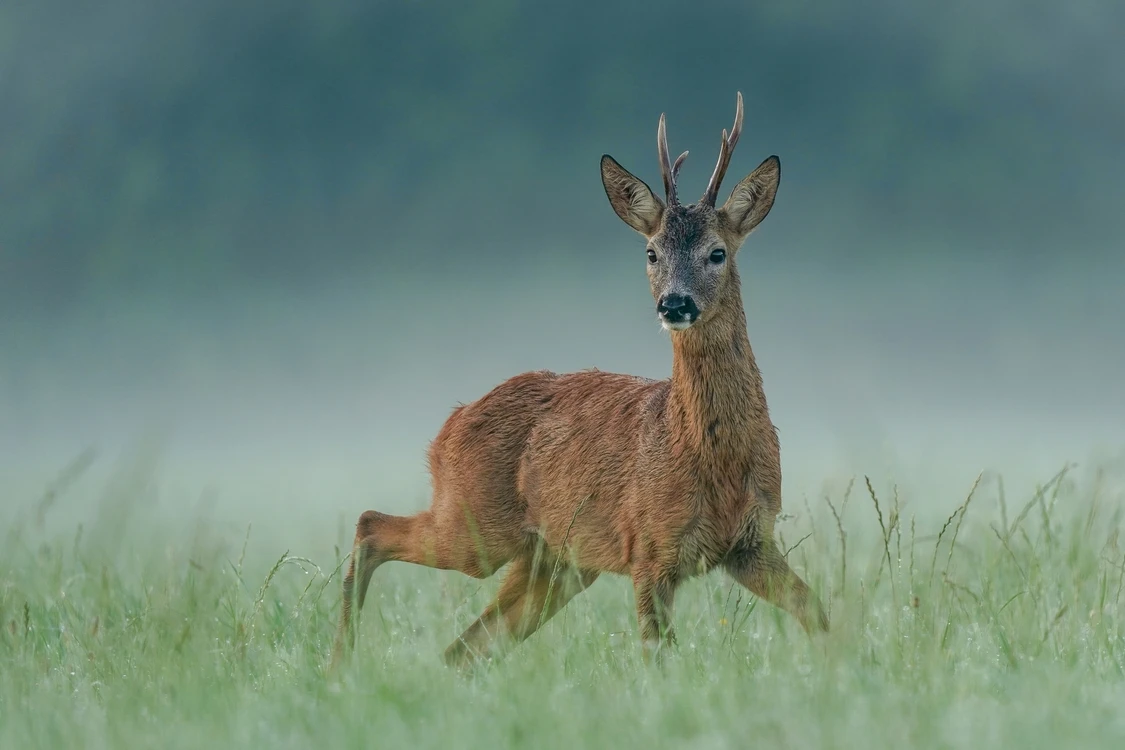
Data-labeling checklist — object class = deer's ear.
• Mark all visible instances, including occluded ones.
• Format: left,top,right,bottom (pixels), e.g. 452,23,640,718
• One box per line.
718,155,780,238
601,155,664,236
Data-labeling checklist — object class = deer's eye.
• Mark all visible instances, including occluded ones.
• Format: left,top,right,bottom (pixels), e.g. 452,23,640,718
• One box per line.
709,247,726,264
646,248,658,264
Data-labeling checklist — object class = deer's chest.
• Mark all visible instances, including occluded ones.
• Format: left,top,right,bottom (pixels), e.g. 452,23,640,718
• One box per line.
673,473,759,576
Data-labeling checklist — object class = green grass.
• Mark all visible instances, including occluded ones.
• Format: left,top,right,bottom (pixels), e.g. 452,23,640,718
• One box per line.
3,456,1124,749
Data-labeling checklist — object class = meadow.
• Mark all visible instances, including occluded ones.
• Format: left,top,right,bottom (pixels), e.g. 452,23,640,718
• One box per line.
3,448,1124,749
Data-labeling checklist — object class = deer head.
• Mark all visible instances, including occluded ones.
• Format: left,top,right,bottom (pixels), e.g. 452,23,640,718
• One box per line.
600,92,781,331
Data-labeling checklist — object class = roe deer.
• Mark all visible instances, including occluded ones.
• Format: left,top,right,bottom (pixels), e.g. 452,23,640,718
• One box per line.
332,92,829,671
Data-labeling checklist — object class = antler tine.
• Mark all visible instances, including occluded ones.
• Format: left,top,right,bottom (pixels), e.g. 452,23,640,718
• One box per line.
672,150,689,180
657,113,676,205
702,91,745,206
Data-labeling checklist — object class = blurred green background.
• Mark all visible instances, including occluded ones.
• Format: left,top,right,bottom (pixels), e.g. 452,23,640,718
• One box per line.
3,0,1122,307
1,0,1123,530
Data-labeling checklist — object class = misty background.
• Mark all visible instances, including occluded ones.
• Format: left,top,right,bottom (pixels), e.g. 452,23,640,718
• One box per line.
2,0,1123,544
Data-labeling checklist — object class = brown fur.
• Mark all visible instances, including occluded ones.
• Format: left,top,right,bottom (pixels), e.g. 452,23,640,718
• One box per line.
331,93,828,672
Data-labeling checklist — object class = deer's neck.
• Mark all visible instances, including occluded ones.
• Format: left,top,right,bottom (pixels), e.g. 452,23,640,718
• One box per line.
667,272,770,461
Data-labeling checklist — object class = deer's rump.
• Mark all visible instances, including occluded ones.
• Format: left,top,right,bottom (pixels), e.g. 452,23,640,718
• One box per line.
428,369,665,574
516,371,668,574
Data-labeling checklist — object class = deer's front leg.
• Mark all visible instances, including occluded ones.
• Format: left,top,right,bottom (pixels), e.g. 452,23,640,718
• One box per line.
725,537,829,635
632,568,678,663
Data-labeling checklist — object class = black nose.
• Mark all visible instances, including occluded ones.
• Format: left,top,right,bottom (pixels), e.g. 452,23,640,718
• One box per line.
657,293,699,323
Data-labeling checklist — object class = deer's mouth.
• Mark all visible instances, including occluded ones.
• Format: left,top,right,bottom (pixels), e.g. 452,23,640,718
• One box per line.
659,316,696,332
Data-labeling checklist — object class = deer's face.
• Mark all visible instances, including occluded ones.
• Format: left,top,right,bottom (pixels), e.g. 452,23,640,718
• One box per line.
644,205,731,331
600,93,780,333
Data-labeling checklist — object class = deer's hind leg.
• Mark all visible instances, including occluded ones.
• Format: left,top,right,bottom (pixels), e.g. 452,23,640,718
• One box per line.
331,500,524,668
443,550,599,672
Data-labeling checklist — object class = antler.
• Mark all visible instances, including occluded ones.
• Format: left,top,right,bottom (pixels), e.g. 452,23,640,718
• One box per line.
701,91,744,207
657,113,690,206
